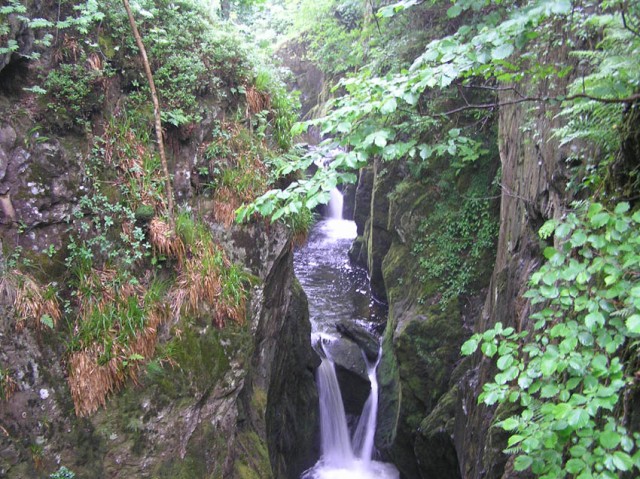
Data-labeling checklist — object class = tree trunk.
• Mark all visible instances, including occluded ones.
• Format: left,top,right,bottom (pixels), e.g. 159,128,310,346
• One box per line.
121,0,175,228
220,0,231,20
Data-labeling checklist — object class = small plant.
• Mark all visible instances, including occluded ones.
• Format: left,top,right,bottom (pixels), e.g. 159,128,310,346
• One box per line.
0,366,17,401
43,63,105,129
170,216,252,327
0,270,61,331
49,466,76,479
413,174,498,306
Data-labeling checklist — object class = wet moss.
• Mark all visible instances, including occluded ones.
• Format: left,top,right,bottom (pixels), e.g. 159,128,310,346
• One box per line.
232,430,271,479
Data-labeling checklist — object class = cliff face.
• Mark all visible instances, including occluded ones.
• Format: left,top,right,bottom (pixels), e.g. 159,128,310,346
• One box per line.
0,3,318,477
0,221,318,479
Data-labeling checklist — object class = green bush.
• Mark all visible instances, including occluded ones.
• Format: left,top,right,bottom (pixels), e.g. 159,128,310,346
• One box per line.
462,201,640,478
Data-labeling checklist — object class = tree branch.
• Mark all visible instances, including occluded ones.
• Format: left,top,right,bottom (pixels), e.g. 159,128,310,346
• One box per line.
621,9,640,38
122,0,175,228
443,92,640,116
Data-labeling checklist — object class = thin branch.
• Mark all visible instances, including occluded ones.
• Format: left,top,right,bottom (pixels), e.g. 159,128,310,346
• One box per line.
461,83,528,100
621,9,640,38
443,92,640,116
122,0,175,228
369,0,382,35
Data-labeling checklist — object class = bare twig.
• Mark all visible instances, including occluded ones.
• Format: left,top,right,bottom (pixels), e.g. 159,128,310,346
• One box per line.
122,0,175,228
443,92,640,116
621,9,640,38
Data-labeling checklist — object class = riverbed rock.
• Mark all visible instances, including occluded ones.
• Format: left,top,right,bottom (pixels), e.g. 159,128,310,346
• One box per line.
321,336,371,415
336,320,379,362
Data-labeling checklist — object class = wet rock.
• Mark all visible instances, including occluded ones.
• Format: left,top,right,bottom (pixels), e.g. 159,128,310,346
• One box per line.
348,235,368,268
0,147,8,182
414,386,461,479
322,336,371,415
266,279,320,479
353,166,374,236
0,124,17,149
336,319,379,362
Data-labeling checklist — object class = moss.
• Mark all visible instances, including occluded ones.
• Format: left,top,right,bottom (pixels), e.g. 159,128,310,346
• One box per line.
232,430,272,479
134,204,155,222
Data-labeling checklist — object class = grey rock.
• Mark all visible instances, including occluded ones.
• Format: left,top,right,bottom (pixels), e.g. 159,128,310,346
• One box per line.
336,319,379,362
0,147,8,182
0,124,16,149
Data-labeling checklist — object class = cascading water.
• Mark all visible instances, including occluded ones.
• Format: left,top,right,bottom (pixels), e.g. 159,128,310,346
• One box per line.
352,348,382,463
296,188,398,479
327,188,344,220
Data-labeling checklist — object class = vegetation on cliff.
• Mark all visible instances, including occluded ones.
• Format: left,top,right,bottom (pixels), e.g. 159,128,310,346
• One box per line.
2,0,639,477
1,1,310,476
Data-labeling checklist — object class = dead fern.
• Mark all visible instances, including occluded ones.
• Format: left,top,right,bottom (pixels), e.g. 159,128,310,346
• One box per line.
0,270,61,331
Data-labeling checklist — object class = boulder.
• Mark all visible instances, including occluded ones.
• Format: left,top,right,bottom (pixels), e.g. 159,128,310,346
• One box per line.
336,319,379,362
322,336,371,416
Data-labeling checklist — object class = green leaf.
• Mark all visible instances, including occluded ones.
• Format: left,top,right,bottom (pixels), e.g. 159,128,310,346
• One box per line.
612,451,633,471
481,341,498,357
447,4,462,18
588,203,603,218
614,202,630,214
491,43,514,60
566,458,586,474
513,455,533,471
591,212,611,228
541,356,558,376
585,311,605,329
599,430,621,449
40,314,54,330
538,219,557,239
500,417,519,430
380,97,397,114
570,229,587,247
497,354,514,370
568,409,590,428
626,314,640,334
540,383,560,398
461,337,479,355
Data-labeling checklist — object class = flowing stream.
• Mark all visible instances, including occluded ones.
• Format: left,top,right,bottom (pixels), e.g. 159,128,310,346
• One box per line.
295,189,399,479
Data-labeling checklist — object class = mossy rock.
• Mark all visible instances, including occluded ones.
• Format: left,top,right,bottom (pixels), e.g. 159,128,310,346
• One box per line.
414,386,461,479
134,204,155,223
232,430,272,479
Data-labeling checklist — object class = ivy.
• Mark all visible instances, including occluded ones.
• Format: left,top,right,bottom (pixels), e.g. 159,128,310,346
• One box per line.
462,201,640,478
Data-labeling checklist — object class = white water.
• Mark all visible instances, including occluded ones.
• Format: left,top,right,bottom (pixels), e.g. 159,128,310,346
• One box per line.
298,187,398,479
302,341,398,479
327,188,344,220
352,349,382,462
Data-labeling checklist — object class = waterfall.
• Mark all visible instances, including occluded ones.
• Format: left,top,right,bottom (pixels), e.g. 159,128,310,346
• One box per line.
327,188,344,220
352,348,382,463
302,342,398,479
317,357,355,467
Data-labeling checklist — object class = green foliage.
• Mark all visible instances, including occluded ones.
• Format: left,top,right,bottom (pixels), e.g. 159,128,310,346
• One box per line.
413,173,498,306
0,0,53,58
462,202,640,478
242,0,639,226
43,63,106,129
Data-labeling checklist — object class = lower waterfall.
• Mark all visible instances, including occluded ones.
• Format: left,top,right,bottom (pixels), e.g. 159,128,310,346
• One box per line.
297,188,398,479
302,341,398,479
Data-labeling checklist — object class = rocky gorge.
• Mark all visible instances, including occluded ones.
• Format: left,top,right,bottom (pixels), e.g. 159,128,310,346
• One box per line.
1,1,639,479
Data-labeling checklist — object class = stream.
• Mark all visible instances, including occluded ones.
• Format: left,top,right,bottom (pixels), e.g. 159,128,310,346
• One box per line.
294,190,399,479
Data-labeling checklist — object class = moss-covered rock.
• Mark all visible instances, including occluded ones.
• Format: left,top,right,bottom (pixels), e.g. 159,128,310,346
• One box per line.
414,386,461,479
